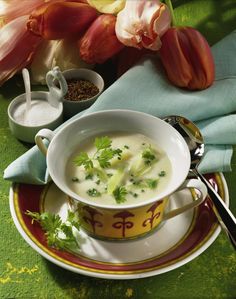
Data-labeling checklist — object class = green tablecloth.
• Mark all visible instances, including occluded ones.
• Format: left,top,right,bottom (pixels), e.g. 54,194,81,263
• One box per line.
1,1,236,298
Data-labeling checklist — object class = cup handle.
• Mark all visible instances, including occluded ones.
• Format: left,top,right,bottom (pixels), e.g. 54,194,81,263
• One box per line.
163,178,208,220
46,67,68,107
35,129,55,156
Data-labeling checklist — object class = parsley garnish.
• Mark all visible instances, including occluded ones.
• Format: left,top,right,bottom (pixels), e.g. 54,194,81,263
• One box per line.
97,148,114,168
74,136,123,171
113,148,123,157
142,147,156,165
95,136,112,150
113,186,127,203
25,210,80,250
71,177,79,182
87,188,101,197
159,170,166,177
74,152,93,170
85,173,93,180
145,179,158,189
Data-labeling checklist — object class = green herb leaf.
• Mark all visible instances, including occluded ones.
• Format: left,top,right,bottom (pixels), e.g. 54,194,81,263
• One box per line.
113,148,123,157
85,173,93,180
142,147,156,165
145,179,158,189
113,186,127,203
25,210,80,250
97,148,114,168
95,136,112,151
159,170,166,177
74,152,93,170
66,210,81,231
71,177,79,182
87,188,101,197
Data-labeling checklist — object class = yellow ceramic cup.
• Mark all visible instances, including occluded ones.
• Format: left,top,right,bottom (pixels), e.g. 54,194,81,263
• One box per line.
35,110,207,241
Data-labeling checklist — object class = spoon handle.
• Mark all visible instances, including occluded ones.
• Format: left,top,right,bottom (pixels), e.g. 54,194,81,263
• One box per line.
198,172,236,250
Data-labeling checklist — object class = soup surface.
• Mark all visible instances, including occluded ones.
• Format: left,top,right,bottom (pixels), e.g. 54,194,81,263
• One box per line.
66,132,172,205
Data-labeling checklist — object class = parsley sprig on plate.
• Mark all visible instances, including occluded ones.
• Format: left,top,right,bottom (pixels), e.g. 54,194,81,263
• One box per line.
25,210,80,250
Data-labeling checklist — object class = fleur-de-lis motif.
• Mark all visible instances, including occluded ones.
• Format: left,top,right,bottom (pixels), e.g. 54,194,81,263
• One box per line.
112,210,135,238
143,201,163,229
82,206,103,234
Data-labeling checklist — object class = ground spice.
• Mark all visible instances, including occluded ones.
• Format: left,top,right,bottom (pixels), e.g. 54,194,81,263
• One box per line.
64,79,99,102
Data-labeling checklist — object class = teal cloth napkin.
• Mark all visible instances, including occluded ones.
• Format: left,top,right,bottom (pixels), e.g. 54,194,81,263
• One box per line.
4,30,236,184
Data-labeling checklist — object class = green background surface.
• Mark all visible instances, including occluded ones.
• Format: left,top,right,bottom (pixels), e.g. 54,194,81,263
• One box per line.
1,0,236,298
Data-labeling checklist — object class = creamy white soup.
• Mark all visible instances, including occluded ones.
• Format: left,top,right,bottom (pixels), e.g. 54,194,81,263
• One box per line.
66,132,172,205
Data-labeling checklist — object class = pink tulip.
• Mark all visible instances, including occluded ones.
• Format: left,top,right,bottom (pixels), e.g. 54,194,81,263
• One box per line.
115,0,171,51
159,27,215,90
79,14,124,64
27,2,97,40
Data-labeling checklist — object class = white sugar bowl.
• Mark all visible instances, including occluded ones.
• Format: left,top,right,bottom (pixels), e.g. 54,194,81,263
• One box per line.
8,91,63,143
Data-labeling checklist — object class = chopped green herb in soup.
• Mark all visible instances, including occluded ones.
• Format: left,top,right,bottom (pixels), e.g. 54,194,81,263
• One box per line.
66,133,172,205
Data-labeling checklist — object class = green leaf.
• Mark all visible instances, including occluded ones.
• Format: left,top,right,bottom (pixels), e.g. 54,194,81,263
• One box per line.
142,147,156,165
159,170,166,177
25,210,80,251
113,148,123,157
113,186,127,203
87,188,101,197
145,179,158,189
94,136,112,150
85,173,93,180
74,152,93,170
66,210,81,231
39,213,62,233
97,148,114,168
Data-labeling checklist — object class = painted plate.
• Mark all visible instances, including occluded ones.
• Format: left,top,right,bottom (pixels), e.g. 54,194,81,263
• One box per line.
9,173,228,279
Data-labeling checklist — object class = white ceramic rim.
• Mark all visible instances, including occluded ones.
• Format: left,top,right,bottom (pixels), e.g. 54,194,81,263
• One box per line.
9,173,229,280
46,109,191,210
8,91,63,128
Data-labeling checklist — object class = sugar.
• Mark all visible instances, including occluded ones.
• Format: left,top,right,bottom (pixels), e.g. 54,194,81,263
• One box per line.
13,99,61,127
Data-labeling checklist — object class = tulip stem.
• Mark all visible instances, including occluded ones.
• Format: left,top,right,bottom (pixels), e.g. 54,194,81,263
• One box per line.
165,0,177,27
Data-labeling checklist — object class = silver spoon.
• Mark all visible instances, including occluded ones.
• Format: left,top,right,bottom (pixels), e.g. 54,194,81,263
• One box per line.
164,115,236,249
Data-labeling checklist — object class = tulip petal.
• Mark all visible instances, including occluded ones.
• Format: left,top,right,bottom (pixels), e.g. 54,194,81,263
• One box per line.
87,0,125,14
0,15,42,85
27,2,98,40
79,14,124,64
159,27,215,90
0,0,44,24
115,0,171,50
